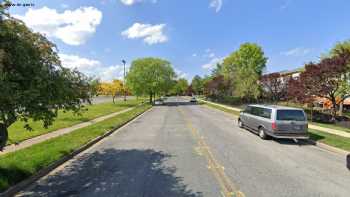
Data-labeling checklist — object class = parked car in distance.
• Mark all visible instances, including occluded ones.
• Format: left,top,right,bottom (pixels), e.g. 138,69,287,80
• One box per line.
154,99,164,105
190,97,197,103
238,104,309,140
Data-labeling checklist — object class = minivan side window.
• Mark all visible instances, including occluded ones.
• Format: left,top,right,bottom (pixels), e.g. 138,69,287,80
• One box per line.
244,106,252,114
250,107,259,116
251,107,271,119
261,108,272,119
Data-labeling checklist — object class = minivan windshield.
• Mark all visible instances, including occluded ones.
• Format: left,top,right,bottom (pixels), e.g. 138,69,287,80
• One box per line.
276,110,306,121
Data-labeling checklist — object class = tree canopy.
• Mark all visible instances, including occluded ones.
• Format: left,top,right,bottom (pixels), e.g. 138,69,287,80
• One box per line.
0,11,97,148
172,78,189,96
191,75,204,95
126,57,175,102
288,49,350,120
222,43,267,99
260,72,288,102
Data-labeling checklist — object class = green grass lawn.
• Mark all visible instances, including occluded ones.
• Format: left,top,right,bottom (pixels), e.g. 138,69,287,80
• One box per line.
311,122,350,133
0,104,151,192
8,99,145,145
201,102,241,116
308,129,350,152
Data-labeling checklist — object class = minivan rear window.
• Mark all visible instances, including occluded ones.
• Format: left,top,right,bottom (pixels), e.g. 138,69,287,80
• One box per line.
276,110,306,121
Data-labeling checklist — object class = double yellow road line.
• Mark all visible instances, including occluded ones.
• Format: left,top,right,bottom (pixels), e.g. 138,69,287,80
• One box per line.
178,107,245,197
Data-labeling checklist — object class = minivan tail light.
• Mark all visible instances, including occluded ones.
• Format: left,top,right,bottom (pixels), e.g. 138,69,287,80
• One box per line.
272,122,277,130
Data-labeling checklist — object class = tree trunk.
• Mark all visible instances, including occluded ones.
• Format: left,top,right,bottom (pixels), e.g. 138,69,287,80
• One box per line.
331,98,337,122
339,102,344,117
149,93,153,103
0,123,8,150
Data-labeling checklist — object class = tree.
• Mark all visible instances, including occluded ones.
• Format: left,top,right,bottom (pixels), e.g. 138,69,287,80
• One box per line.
288,50,350,121
204,75,230,98
191,75,204,95
97,79,124,103
330,40,350,57
172,78,189,96
0,12,97,148
260,72,288,102
186,85,194,96
330,40,350,116
222,43,267,100
211,63,223,77
126,57,176,103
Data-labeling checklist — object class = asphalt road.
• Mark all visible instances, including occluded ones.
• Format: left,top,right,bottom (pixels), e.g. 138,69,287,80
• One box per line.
17,97,350,197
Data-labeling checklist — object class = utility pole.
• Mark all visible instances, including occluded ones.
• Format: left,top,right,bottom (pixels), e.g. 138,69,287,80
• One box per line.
122,59,127,101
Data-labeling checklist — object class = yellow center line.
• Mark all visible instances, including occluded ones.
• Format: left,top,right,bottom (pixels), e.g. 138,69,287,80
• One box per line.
178,107,245,197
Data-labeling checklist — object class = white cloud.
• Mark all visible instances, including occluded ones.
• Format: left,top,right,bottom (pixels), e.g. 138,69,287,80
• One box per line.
122,23,168,45
192,53,197,57
174,67,188,80
59,54,128,82
120,0,157,6
202,57,223,70
202,48,216,58
209,0,223,13
208,52,215,58
14,6,102,46
280,47,312,56
59,54,100,75
121,0,142,5
99,65,127,82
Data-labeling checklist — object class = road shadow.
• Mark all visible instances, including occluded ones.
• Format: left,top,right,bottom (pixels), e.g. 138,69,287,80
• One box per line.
273,138,312,146
19,149,203,197
271,132,326,147
163,102,202,107
0,166,32,192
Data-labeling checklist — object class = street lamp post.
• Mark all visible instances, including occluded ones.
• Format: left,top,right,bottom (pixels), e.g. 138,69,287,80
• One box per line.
122,60,127,101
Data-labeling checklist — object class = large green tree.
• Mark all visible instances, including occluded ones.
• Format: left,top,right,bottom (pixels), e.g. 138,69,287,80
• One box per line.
287,50,350,121
191,75,204,95
126,57,176,102
222,43,267,100
329,40,350,116
172,78,189,95
330,40,350,57
0,9,97,148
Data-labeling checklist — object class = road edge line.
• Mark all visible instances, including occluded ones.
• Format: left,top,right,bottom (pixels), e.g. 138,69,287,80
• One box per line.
0,106,153,197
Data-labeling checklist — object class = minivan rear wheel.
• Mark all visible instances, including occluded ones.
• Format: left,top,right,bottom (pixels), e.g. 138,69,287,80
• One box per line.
259,127,268,140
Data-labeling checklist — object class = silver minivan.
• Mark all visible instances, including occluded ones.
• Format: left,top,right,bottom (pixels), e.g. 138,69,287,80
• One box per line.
238,105,309,140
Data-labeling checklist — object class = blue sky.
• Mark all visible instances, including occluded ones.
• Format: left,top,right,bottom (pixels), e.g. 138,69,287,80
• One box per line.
7,0,350,81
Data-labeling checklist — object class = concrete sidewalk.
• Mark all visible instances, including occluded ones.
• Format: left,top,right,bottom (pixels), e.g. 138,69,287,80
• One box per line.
0,107,136,155
200,99,350,138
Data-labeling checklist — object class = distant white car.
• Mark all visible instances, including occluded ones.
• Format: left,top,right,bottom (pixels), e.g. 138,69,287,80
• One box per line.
190,97,197,102
154,99,164,105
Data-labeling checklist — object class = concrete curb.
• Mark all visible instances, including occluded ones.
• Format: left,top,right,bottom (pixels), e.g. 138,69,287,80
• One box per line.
0,106,153,197
200,102,350,156
305,139,350,156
